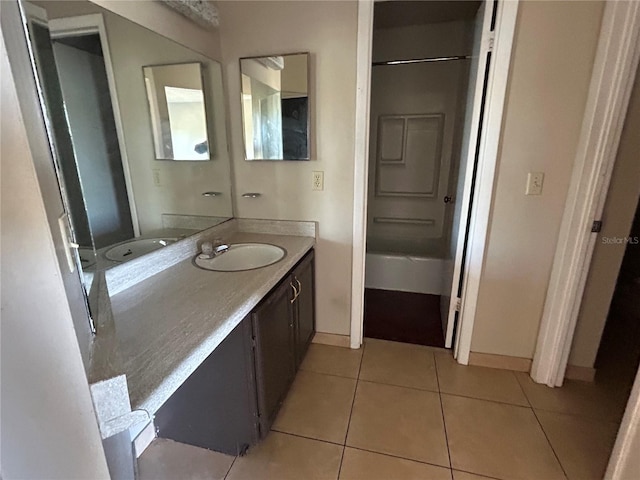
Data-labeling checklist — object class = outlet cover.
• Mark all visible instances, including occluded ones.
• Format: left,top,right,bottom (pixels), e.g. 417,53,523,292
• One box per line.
312,171,324,191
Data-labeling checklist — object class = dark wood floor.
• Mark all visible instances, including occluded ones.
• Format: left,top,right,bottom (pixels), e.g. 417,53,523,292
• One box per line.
364,288,445,348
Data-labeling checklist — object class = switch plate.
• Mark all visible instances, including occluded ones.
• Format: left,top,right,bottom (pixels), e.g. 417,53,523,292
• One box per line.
526,172,544,195
312,171,324,191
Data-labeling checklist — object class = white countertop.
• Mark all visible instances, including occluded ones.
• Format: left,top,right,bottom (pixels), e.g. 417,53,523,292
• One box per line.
110,231,315,414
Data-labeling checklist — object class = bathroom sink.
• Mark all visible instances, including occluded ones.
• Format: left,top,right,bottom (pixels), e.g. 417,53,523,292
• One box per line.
194,243,286,272
104,238,176,262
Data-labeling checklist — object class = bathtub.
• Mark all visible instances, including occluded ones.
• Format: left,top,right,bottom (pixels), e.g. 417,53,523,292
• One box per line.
365,252,444,295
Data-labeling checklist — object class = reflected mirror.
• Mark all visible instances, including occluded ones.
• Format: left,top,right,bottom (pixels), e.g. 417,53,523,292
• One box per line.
240,53,310,160
21,0,233,280
143,63,211,161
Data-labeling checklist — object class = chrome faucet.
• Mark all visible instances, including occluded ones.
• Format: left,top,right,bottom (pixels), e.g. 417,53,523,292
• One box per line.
200,239,229,259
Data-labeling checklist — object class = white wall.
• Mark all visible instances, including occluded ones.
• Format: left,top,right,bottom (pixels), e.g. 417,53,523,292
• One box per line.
367,21,471,256
470,1,605,359
218,0,358,336
0,30,109,479
569,67,640,368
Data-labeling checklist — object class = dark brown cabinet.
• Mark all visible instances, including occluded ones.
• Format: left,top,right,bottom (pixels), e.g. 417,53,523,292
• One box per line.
292,250,315,367
155,249,315,454
252,250,315,435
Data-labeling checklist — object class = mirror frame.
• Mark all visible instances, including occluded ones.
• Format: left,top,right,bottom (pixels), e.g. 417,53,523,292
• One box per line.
239,51,311,161
142,61,215,161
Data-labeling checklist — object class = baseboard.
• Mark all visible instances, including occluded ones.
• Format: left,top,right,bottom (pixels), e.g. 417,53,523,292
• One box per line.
565,364,597,382
468,352,532,372
133,420,156,458
312,332,351,348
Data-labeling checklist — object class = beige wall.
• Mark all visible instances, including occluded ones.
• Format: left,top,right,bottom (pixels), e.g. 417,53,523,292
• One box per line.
218,0,358,336
471,1,605,358
1,30,109,479
569,67,640,368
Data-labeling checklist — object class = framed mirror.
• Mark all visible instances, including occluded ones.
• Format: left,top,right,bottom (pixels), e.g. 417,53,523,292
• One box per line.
240,52,310,161
143,62,211,161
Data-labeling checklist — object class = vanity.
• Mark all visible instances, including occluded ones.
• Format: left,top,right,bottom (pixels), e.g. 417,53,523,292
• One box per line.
154,244,315,455
17,0,318,476
98,219,317,450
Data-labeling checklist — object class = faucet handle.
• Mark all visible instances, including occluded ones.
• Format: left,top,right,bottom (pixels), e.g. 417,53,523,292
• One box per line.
201,241,213,258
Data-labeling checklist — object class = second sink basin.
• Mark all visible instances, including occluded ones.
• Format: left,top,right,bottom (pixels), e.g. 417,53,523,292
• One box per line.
194,243,286,272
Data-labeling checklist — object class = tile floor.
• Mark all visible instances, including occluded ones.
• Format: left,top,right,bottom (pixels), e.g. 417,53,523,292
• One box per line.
139,339,628,480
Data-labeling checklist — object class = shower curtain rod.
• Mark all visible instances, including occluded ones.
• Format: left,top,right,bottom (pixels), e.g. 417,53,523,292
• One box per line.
372,55,471,66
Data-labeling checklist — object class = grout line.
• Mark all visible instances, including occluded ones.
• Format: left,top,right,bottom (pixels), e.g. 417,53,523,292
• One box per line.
298,368,360,381
271,429,345,447
451,468,505,480
438,391,532,409
356,378,440,394
345,445,451,471
338,344,365,480
222,455,238,480
530,407,570,480
530,406,623,425
434,352,453,470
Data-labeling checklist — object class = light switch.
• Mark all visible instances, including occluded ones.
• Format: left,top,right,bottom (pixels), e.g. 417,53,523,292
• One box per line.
526,172,544,195
152,168,163,186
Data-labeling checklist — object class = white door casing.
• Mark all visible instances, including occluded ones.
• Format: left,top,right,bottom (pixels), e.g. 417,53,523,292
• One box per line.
531,1,640,387
350,0,520,364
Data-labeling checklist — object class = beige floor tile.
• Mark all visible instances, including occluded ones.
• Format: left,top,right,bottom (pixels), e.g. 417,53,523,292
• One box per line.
339,447,452,480
300,343,363,379
359,338,438,391
138,438,234,480
346,381,449,467
515,372,628,422
441,394,565,480
272,370,356,444
452,471,496,480
535,409,619,480
435,353,529,406
227,431,342,480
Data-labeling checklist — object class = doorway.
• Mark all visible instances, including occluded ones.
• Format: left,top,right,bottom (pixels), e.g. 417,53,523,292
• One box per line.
352,0,519,361
363,1,481,348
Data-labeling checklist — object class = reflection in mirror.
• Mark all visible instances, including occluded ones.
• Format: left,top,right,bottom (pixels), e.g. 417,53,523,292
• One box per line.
143,63,211,161
21,0,233,283
240,53,310,160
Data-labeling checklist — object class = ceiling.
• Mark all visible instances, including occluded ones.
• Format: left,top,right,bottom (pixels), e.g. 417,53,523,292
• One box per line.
374,1,482,29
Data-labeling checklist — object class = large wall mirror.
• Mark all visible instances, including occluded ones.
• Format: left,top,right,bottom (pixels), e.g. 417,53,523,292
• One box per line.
240,53,310,161
21,0,234,282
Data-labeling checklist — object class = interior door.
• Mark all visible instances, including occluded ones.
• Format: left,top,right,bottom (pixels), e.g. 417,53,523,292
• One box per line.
441,0,496,349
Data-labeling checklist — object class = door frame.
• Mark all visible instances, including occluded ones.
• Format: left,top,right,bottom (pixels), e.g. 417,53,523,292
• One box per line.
48,13,141,237
531,0,640,388
349,0,519,366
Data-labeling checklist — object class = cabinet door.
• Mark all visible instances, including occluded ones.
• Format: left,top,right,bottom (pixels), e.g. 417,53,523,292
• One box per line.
252,277,296,436
155,316,259,456
293,250,315,367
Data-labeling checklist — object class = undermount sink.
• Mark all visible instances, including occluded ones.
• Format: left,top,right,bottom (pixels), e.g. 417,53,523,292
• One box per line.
104,238,176,262
194,243,286,272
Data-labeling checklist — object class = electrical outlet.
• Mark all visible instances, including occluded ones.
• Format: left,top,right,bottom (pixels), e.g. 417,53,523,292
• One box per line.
152,168,162,186
526,172,544,195
312,171,324,191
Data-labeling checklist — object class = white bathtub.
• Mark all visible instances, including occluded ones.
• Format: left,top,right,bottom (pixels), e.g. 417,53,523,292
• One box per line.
365,252,444,295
